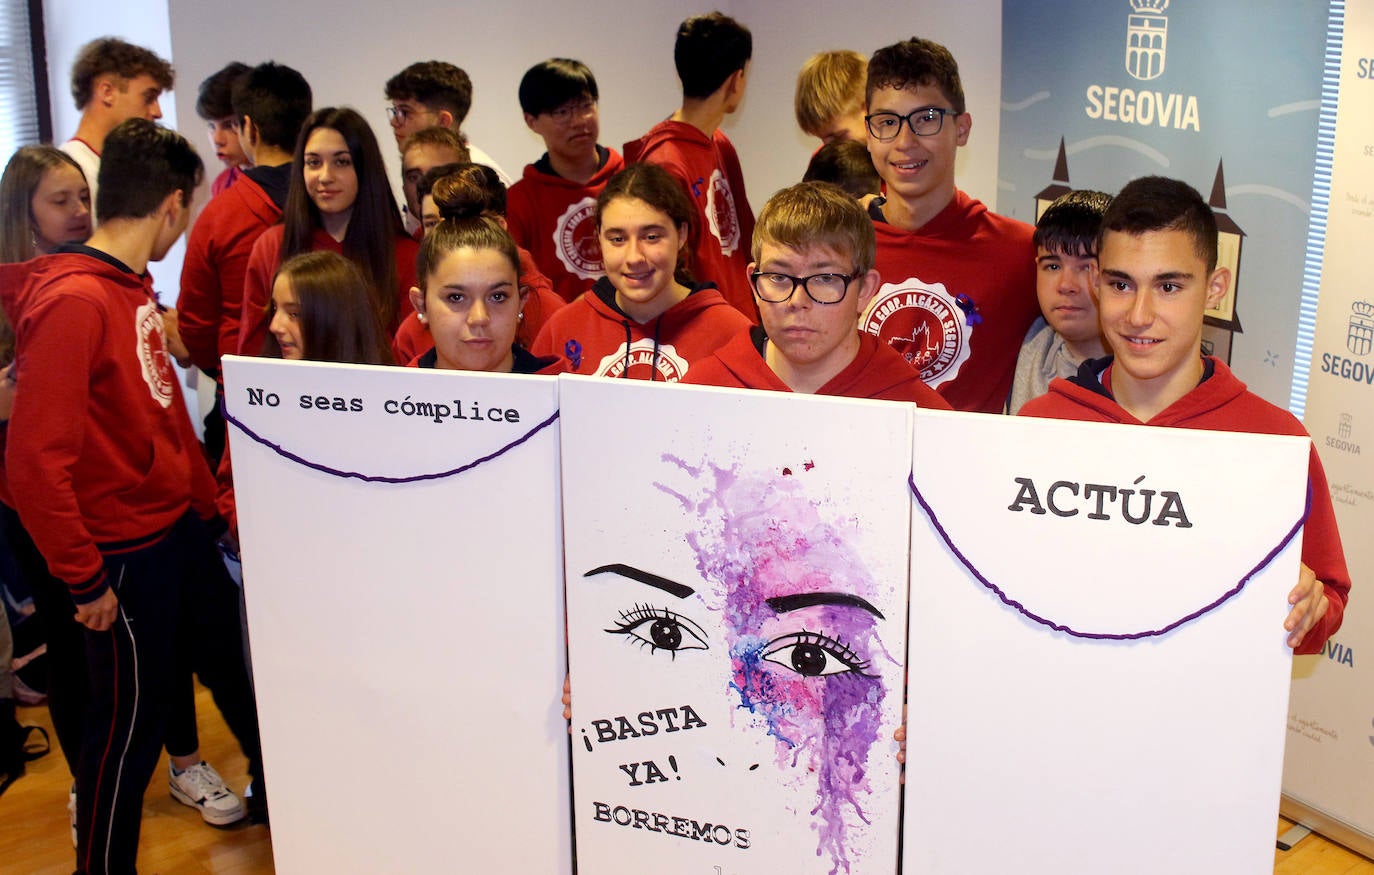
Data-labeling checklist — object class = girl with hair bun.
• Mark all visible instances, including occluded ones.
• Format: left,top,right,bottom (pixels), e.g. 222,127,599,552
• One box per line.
238,107,420,356
392,162,566,363
405,168,566,374
529,162,750,381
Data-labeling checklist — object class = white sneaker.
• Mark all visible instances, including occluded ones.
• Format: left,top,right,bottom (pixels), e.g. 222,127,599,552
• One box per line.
169,761,246,826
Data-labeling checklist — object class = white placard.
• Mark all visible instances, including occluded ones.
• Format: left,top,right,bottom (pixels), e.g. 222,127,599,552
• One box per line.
560,377,910,875
222,356,570,874
905,410,1308,874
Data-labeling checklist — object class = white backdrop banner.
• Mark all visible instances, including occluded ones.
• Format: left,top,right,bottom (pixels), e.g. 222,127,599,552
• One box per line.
222,356,571,874
905,410,1310,874
560,378,910,875
1288,0,1374,850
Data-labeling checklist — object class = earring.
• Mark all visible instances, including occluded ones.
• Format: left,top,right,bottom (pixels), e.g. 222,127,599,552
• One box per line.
417,312,428,324
518,311,525,321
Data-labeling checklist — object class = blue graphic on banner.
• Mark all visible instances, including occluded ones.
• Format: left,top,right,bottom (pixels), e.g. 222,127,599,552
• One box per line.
998,0,1327,406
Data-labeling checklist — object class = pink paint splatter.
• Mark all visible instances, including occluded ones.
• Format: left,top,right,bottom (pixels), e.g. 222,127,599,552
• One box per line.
656,455,890,873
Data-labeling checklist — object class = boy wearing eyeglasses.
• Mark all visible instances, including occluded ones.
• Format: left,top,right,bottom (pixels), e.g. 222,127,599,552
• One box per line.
384,61,511,185
684,181,950,408
861,37,1037,414
507,59,624,303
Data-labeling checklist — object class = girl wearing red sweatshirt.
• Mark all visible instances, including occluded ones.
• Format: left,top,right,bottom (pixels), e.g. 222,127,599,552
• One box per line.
406,171,565,375
239,107,419,356
530,162,750,381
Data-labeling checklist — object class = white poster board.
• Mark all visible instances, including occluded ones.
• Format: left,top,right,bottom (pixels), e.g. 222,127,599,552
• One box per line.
222,357,571,874
560,378,910,874
905,410,1308,874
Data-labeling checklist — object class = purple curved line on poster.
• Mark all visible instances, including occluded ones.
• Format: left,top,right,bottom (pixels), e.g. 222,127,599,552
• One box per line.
662,455,888,874
221,398,559,483
909,473,1312,639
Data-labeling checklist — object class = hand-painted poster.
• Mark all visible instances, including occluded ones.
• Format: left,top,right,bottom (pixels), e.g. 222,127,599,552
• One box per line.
999,0,1328,406
1288,0,1374,854
221,357,570,874
904,409,1309,873
560,378,910,874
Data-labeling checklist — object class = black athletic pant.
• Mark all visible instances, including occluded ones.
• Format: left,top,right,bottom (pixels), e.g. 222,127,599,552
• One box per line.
76,513,261,875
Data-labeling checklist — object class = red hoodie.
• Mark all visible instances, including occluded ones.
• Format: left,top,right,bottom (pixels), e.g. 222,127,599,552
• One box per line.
391,246,566,364
238,225,420,356
178,173,283,373
684,327,953,408
1020,357,1350,656
530,277,749,381
623,121,756,320
0,249,217,603
507,147,625,304
864,190,1037,414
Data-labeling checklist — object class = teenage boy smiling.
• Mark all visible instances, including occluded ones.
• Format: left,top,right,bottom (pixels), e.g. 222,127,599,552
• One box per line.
1020,176,1349,654
860,37,1037,413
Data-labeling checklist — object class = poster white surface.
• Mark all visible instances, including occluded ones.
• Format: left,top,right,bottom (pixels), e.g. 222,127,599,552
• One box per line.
905,410,1308,874
560,378,910,875
1288,0,1374,850
222,357,570,874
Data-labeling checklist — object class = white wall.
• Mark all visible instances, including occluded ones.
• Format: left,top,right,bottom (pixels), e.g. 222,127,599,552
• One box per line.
43,0,179,143
47,0,1004,294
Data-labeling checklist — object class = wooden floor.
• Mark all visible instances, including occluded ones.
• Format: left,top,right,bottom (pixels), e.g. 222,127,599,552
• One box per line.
3,685,274,874
3,687,1372,874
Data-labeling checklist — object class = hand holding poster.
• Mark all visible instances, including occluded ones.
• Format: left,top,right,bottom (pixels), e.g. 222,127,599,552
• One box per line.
221,357,570,874
905,409,1309,873
560,378,910,874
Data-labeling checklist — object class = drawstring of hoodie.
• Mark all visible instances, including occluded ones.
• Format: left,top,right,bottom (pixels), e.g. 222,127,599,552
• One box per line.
650,315,664,382
616,316,665,381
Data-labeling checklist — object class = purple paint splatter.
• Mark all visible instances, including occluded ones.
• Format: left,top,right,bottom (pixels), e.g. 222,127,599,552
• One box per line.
656,455,889,874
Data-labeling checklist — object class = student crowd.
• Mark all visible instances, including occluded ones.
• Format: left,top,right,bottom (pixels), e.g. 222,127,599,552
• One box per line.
0,16,1351,874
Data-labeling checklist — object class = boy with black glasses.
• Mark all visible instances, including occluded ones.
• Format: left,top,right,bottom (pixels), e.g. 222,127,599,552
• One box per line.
508,59,624,303
686,181,949,408
860,37,1037,413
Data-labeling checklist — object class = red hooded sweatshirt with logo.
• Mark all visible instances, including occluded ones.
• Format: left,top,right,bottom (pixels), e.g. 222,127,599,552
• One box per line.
507,147,625,304
864,190,1036,414
178,168,286,373
684,326,953,409
529,277,749,381
623,122,756,320
0,250,217,603
1020,356,1350,656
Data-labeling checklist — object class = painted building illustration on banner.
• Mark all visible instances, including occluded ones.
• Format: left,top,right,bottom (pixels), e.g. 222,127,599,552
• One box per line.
999,0,1325,405
1032,139,1246,361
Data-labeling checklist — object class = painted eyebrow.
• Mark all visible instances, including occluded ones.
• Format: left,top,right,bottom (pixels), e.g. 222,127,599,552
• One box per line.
584,564,695,599
766,592,885,619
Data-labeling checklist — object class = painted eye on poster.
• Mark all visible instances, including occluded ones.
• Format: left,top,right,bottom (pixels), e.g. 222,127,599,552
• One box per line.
578,459,896,871
589,564,711,658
